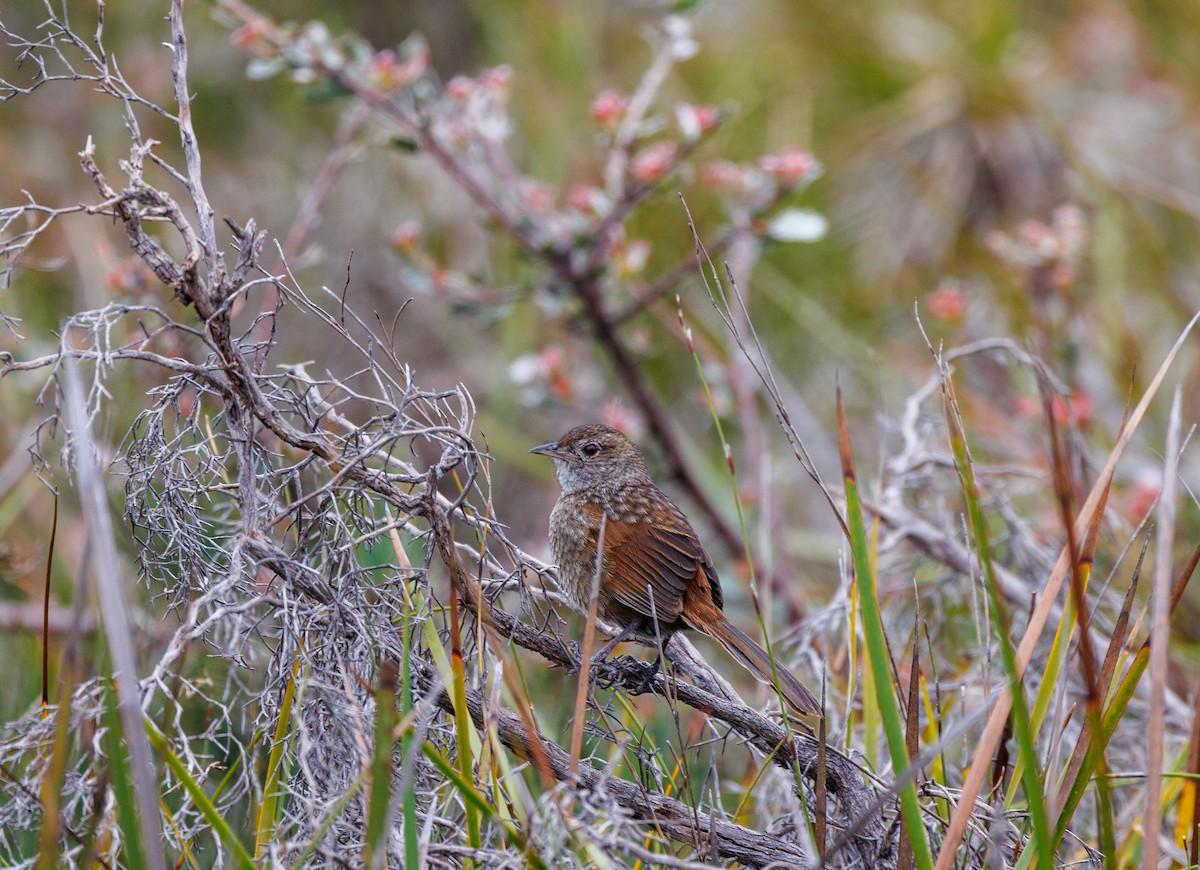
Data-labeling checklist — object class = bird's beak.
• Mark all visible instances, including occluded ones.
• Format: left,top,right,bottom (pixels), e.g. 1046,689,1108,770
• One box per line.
530,441,573,462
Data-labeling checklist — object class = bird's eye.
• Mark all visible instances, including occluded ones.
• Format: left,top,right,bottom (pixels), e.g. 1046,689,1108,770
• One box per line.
581,442,601,457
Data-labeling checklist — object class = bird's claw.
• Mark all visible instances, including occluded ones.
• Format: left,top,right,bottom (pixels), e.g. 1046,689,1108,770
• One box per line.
588,656,624,688
590,655,660,693
554,641,583,673
624,656,662,694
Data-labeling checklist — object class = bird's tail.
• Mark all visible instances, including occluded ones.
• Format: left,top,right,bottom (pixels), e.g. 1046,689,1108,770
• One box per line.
703,618,821,716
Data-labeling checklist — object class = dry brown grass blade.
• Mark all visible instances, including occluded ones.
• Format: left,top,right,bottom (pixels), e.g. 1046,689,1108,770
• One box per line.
40,493,58,710
934,310,1200,869
1165,545,1200,626
1052,537,1145,815
815,705,828,864
1098,539,1148,696
1078,492,1108,566
1053,542,1198,843
1042,374,1114,851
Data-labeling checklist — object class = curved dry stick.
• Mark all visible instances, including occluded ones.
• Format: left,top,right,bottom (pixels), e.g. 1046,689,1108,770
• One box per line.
427,499,888,866
418,659,810,868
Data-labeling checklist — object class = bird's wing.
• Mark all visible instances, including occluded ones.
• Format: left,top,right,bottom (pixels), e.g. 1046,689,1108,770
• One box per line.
598,496,722,624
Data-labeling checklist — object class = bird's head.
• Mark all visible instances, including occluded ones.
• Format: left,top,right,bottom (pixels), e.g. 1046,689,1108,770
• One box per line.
530,424,647,493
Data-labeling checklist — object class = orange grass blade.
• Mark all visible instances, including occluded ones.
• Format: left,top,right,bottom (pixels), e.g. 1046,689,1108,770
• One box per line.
1174,688,1200,858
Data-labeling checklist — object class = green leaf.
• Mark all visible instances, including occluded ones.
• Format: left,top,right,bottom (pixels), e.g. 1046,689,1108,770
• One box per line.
388,136,422,153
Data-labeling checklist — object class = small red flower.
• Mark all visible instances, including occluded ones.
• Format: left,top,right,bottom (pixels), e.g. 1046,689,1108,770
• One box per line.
676,103,720,139
631,142,677,183
591,90,628,125
1068,391,1094,427
1125,476,1160,522
759,148,816,185
927,282,967,324
231,18,269,50
480,66,512,96
391,220,421,251
446,76,474,103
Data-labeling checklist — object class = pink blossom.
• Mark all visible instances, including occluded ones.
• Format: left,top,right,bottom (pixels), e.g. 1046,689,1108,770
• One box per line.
368,44,428,91
675,103,720,140
927,282,966,323
446,76,474,103
391,220,421,251
521,181,556,213
601,399,644,439
759,148,816,184
615,239,652,277
591,89,627,125
231,18,269,50
508,346,570,402
1052,204,1086,256
631,142,678,183
701,160,756,194
567,185,599,213
702,161,738,187
1048,260,1077,289
479,65,513,101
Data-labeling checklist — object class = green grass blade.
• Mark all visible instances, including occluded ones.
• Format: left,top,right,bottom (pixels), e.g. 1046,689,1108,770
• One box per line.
34,665,75,870
400,588,420,869
421,741,547,870
143,716,254,870
364,658,399,868
102,681,147,870
255,644,303,858
942,385,1052,869
838,388,933,869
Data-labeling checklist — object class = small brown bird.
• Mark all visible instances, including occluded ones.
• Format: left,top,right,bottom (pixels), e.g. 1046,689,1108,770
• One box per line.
531,424,821,716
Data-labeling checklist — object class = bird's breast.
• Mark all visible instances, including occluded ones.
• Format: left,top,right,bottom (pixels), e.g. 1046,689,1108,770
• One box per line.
547,496,600,608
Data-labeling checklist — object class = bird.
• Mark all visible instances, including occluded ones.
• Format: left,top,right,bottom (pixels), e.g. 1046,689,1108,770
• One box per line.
531,423,821,717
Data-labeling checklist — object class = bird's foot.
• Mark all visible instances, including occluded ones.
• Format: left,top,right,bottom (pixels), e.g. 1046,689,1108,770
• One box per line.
591,654,660,693
560,641,583,673
587,655,624,688
626,655,662,694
